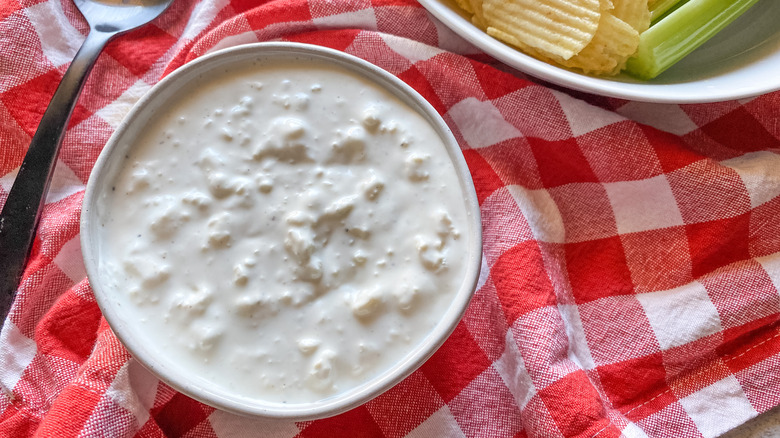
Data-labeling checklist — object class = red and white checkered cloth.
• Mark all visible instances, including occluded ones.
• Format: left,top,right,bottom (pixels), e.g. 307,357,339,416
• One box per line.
2,0,780,436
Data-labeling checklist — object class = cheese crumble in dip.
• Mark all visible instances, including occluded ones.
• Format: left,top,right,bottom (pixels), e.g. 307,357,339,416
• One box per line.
101,57,471,404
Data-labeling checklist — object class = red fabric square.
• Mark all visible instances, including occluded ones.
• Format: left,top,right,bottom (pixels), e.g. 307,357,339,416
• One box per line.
32,386,101,438
287,29,360,52
420,323,491,402
578,296,659,365
0,0,22,22
105,25,177,77
577,122,663,183
366,371,443,437
528,137,598,188
700,259,780,330
686,213,751,278
0,405,38,438
642,125,703,174
397,64,446,116
152,393,212,438
722,316,780,374
549,183,617,243
462,149,505,204
476,137,544,190
701,107,779,153
34,289,101,364
244,0,312,30
620,227,693,293
0,99,31,175
301,405,384,438
743,93,780,141
538,370,612,438
597,352,670,411
566,236,634,303
470,58,531,100
2,69,92,137
667,159,751,224
492,241,557,324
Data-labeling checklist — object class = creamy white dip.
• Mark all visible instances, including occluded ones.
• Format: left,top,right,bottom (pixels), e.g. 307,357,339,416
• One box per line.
100,57,470,404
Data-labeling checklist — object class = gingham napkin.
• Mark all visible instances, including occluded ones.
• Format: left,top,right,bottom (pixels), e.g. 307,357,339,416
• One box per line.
2,0,780,437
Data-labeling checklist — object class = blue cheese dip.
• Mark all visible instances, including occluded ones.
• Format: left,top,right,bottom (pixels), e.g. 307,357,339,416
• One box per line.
101,57,469,404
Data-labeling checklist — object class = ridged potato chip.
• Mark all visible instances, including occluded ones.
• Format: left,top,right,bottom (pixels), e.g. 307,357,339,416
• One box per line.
454,0,474,14
469,0,487,29
482,0,602,60
613,0,651,33
559,12,640,74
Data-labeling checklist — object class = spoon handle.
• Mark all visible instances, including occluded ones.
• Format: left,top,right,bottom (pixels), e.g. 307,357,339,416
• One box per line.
0,29,113,322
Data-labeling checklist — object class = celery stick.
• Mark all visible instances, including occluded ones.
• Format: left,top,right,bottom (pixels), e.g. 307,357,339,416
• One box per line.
649,0,686,23
626,0,760,80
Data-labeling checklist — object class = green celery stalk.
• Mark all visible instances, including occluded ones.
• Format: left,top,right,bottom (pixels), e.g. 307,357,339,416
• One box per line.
626,0,760,80
649,0,686,23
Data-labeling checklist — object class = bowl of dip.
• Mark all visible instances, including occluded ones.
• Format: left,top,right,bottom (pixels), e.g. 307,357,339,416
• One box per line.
81,42,482,419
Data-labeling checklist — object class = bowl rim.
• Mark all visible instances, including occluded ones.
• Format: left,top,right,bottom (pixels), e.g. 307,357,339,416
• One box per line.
418,0,780,103
80,41,483,420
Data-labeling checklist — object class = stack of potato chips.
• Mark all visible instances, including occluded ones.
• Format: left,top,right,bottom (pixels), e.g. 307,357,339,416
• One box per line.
454,0,651,76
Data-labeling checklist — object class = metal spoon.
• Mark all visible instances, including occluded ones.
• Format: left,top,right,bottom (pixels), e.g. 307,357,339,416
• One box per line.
0,0,174,322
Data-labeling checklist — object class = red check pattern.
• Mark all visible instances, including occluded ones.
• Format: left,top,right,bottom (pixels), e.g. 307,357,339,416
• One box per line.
1,0,780,437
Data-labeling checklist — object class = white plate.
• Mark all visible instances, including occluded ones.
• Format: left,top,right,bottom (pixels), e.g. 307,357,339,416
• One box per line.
419,0,780,103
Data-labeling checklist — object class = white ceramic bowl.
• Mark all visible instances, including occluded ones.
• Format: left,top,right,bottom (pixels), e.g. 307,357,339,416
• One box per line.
419,0,780,103
81,42,482,420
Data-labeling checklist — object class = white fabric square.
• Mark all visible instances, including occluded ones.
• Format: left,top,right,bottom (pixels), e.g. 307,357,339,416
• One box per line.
181,0,230,42
679,375,758,438
617,102,698,136
208,31,261,53
381,34,443,64
53,236,87,283
2,161,84,205
494,329,536,410
0,322,38,391
24,0,83,68
636,281,723,350
604,175,684,234
551,90,625,137
721,151,780,208
95,80,152,129
48,160,84,204
756,253,780,292
406,405,466,438
313,8,377,30
210,409,300,438
448,97,522,149
104,359,159,428
622,422,650,438
507,186,565,243
557,304,596,370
